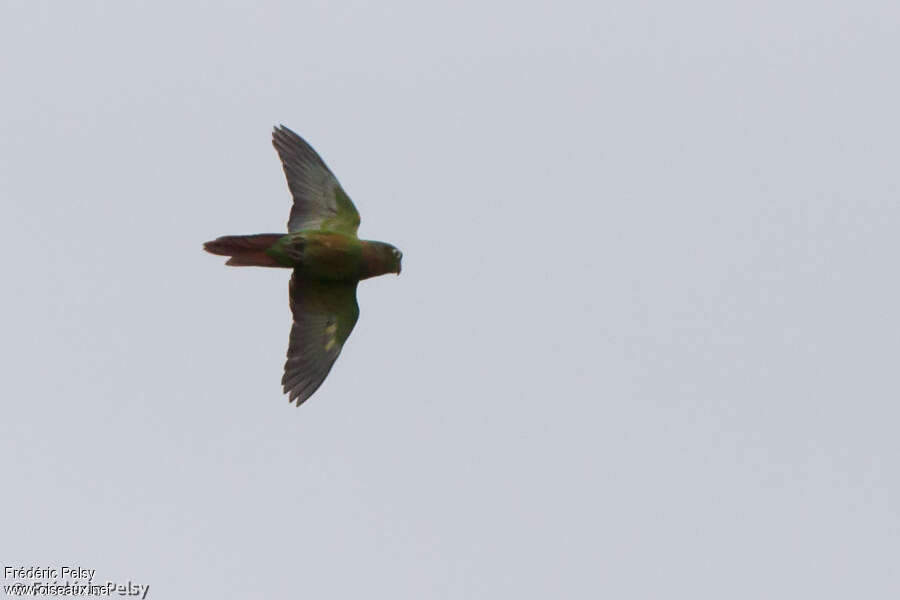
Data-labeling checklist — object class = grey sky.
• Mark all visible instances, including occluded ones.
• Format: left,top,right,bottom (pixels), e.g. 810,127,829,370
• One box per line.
2,1,899,597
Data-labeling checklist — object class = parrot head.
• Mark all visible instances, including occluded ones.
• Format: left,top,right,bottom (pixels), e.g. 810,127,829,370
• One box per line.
360,241,403,279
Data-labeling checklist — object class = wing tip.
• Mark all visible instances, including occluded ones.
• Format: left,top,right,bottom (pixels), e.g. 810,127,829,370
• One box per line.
273,124,298,141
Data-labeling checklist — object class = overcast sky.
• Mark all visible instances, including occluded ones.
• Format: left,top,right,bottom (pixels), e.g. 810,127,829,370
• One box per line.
2,1,899,598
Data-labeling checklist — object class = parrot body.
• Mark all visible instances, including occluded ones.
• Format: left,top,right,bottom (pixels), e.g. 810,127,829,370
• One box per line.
206,231,398,281
204,126,402,406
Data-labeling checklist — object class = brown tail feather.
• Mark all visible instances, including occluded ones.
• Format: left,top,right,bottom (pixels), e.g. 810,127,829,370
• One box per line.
203,234,284,267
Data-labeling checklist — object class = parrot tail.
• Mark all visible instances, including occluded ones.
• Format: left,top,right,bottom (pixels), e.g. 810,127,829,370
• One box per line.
203,234,284,267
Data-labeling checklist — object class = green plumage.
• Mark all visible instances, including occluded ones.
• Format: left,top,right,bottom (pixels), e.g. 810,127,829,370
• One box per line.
204,125,402,407
266,232,361,278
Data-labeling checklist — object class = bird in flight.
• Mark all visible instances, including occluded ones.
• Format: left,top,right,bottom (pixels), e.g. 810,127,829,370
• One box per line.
204,126,402,406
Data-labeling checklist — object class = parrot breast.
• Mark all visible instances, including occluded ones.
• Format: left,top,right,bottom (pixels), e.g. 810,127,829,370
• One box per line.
267,231,364,281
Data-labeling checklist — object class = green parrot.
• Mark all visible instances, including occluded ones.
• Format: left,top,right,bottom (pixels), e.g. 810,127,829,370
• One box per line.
204,126,402,406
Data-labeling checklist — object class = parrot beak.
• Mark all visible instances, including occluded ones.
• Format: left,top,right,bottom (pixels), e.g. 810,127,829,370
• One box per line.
391,247,402,275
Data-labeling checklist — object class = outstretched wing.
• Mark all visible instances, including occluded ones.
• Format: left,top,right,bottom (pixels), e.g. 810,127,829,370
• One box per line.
272,125,361,236
282,271,360,406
